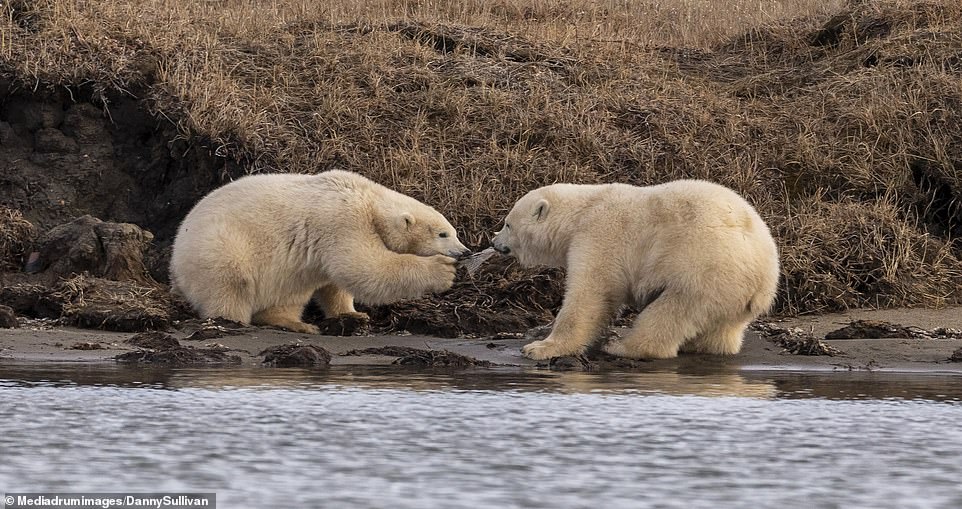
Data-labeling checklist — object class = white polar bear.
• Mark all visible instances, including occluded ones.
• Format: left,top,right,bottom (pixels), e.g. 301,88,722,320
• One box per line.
491,180,779,360
169,170,470,333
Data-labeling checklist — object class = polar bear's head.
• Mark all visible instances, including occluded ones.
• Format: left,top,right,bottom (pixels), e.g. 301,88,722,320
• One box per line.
491,185,569,268
376,201,470,259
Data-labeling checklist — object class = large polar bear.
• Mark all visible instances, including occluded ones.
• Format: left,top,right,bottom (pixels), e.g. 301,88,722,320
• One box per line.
170,170,470,333
491,180,779,360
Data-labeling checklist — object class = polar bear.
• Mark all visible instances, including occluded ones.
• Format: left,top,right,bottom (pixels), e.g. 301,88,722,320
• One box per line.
491,180,779,360
169,170,470,333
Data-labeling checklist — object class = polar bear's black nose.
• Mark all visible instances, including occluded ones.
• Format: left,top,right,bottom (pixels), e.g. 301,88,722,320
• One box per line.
454,248,472,259
494,245,510,255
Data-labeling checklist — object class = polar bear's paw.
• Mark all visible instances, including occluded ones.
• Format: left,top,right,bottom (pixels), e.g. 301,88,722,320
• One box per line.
602,338,678,360
521,339,578,360
601,339,628,358
284,321,321,335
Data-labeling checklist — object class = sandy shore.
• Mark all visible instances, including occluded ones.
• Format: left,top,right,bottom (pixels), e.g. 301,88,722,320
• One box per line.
1,307,962,373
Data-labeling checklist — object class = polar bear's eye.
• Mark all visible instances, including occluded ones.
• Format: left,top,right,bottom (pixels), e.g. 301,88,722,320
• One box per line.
439,232,449,238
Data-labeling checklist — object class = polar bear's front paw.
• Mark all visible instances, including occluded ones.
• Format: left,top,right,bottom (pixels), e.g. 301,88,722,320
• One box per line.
423,254,457,293
521,339,578,360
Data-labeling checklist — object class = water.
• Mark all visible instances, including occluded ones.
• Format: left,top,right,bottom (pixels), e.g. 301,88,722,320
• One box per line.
2,365,962,509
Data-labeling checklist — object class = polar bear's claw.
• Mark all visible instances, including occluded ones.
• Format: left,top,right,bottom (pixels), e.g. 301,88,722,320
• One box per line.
521,339,578,360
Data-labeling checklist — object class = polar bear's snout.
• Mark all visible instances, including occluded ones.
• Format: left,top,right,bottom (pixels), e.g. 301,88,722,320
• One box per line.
451,246,473,259
490,233,510,255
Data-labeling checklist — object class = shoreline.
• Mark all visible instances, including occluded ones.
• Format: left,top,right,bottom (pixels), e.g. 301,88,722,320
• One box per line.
1,307,961,374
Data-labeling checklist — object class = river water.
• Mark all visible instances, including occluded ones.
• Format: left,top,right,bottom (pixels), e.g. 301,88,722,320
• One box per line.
1,364,961,508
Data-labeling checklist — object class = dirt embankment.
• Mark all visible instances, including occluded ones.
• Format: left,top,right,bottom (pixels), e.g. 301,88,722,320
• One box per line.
1,0,962,338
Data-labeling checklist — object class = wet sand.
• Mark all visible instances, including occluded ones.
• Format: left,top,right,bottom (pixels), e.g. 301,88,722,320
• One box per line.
1,307,962,372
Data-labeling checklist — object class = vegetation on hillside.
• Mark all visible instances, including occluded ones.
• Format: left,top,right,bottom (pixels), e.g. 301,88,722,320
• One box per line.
2,0,961,323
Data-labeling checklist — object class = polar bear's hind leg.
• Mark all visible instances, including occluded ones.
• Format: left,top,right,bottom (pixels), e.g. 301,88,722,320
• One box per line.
603,293,700,359
252,303,319,334
313,284,369,320
679,318,749,355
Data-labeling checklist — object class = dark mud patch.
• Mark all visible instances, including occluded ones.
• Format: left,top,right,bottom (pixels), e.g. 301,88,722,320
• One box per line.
342,346,491,368
116,332,241,366
174,318,251,341
68,341,104,350
364,257,563,337
182,327,240,342
0,86,242,252
754,323,843,356
342,346,426,357
825,319,962,340
395,349,492,368
950,348,962,362
125,331,180,349
259,343,331,367
537,351,652,371
543,355,592,371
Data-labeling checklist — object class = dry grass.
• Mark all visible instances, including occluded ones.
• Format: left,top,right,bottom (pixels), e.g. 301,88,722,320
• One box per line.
3,0,962,316
0,207,35,271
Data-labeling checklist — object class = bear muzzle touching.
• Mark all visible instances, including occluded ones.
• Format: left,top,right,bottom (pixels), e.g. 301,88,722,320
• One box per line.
490,227,515,256
449,246,473,259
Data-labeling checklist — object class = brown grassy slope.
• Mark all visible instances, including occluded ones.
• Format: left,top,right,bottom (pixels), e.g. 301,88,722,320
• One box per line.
2,0,962,318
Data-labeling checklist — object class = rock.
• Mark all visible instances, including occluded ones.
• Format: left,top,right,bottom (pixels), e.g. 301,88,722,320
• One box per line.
116,334,241,365
116,347,241,366
260,343,332,367
34,215,154,283
825,320,920,339
949,348,962,363
125,331,180,349
0,304,19,328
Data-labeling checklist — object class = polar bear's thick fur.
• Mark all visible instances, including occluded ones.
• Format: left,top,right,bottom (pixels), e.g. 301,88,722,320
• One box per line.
492,180,779,360
170,170,470,333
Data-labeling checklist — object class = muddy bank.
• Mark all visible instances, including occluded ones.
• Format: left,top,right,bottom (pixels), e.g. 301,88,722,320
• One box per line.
2,307,962,373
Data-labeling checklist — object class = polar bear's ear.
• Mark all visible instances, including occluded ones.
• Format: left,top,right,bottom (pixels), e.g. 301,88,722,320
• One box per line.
400,212,416,230
533,199,550,221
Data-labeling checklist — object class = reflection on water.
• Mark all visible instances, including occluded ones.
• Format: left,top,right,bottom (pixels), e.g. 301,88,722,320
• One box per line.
1,364,962,508
2,363,962,401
